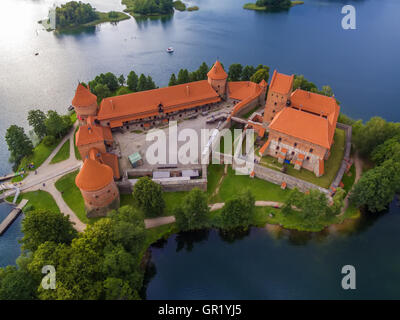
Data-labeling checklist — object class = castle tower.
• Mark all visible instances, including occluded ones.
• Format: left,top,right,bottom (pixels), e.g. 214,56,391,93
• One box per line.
207,60,228,98
72,83,98,124
258,79,268,104
75,148,120,218
263,70,294,126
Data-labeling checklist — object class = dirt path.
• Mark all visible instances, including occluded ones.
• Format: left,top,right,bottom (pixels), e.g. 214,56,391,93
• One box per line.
209,200,284,212
145,216,175,229
210,164,228,200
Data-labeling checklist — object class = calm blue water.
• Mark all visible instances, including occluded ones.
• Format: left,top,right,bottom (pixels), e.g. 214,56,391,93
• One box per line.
1,0,400,296
146,201,400,299
0,203,23,268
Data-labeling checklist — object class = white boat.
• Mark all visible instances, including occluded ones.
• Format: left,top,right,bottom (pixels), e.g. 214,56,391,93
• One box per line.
166,47,174,53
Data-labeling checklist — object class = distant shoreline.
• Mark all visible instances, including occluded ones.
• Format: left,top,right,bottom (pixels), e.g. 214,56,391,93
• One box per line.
243,1,304,12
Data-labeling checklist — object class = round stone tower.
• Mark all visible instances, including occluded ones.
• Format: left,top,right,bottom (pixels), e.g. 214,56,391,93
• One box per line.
207,60,228,98
72,83,98,123
75,150,120,218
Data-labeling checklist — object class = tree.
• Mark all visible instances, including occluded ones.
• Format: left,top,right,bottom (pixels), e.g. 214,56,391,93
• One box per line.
27,109,47,139
127,70,139,92
241,65,256,81
21,210,77,252
352,117,400,158
228,64,243,81
132,177,165,217
221,190,255,230
282,188,336,230
350,160,400,212
94,83,112,101
169,73,177,86
293,75,318,92
177,69,190,84
118,74,125,86
146,76,156,90
103,278,138,300
0,266,37,300
197,62,209,80
371,135,400,165
256,0,291,10
45,110,72,139
5,125,33,167
175,188,209,231
136,74,148,92
250,68,269,83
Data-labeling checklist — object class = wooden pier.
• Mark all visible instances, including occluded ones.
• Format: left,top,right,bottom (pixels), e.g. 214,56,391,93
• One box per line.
0,199,28,236
0,173,16,182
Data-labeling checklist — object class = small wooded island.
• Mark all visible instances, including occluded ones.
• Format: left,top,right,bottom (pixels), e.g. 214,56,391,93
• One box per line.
122,0,199,17
40,1,130,31
244,0,304,12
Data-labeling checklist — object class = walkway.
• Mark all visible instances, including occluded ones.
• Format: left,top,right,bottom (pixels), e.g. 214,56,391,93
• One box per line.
0,199,28,235
209,200,283,212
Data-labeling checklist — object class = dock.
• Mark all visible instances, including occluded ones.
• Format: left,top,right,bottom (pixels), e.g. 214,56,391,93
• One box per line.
0,173,17,182
0,199,28,236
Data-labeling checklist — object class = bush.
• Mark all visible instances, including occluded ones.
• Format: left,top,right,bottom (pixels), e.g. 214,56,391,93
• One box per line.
175,188,209,231
221,190,255,230
132,177,165,217
173,1,186,11
187,6,199,11
42,135,56,147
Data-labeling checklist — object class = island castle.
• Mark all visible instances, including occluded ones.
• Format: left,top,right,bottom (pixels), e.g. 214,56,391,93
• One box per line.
72,61,339,217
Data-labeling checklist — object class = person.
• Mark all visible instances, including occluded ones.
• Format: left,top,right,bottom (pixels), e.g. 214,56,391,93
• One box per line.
35,170,37,175
42,183,45,187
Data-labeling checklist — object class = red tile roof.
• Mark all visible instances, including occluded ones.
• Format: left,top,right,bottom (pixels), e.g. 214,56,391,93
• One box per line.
291,89,339,119
75,151,114,191
259,139,270,156
75,124,113,147
97,80,220,126
269,108,332,148
269,70,294,95
72,83,97,107
207,60,228,80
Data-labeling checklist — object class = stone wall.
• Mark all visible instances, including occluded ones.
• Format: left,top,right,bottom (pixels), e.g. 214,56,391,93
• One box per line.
254,164,330,195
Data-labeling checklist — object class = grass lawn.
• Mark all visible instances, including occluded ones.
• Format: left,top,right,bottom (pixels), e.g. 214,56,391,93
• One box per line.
12,190,60,213
73,126,81,160
260,129,346,188
120,192,189,216
54,170,90,224
50,140,70,164
208,165,290,203
12,138,62,182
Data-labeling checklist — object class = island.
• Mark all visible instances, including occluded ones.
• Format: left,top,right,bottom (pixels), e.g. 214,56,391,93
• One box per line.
173,1,199,12
40,1,130,31
244,0,304,12
122,0,174,17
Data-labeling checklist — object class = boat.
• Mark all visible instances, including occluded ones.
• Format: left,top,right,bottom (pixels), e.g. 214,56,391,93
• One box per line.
166,47,174,53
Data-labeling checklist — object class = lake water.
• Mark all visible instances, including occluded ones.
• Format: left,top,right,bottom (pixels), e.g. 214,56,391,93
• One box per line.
0,0,399,297
145,201,400,299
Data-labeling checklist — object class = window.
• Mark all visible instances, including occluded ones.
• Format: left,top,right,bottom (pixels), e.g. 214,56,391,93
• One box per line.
273,109,275,113
95,195,99,199
310,148,313,153
271,117,273,120
107,190,111,193
278,137,282,142
274,102,277,106
306,156,310,160
276,146,280,150
294,143,297,147
291,151,295,155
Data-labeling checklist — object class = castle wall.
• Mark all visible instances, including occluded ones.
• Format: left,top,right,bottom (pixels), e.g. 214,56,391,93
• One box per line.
263,90,292,125
80,180,120,217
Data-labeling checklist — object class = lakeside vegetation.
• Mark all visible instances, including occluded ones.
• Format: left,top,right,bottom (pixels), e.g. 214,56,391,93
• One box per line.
122,0,174,17
50,1,130,31
244,0,304,12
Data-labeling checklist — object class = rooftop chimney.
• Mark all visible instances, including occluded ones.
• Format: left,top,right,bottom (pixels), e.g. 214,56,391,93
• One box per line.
186,85,190,96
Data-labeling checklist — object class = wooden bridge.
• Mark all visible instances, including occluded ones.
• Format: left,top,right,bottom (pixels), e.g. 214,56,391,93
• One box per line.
0,199,28,236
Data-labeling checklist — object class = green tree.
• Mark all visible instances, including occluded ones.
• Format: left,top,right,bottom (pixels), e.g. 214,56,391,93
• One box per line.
94,83,112,101
250,68,269,83
221,190,255,230
256,0,291,10
175,188,209,231
350,160,400,212
5,125,33,168
352,117,400,157
146,76,156,90
371,135,400,165
228,63,243,81
118,74,125,86
132,177,165,217
103,278,138,300
127,70,139,92
21,210,77,252
197,62,209,80
169,73,177,86
177,69,190,84
136,74,148,92
241,65,256,81
27,109,47,139
45,110,72,139
0,266,37,300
